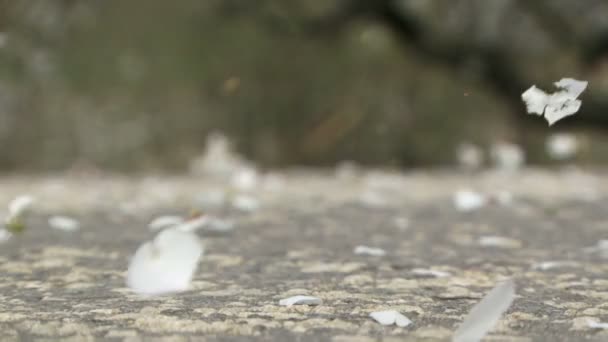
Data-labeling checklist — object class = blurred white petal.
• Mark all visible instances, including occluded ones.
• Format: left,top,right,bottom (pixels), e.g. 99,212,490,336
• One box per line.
8,195,34,221
370,310,412,327
48,216,80,232
279,295,322,307
354,245,386,257
452,279,515,342
546,133,579,160
454,190,487,212
126,228,203,295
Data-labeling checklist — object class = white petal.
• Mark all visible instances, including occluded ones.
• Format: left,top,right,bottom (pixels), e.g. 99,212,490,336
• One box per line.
231,167,259,191
370,310,412,327
126,228,203,295
195,189,227,208
522,78,587,125
453,190,487,212
546,133,578,160
521,85,549,115
490,143,525,171
411,268,451,278
393,217,410,230
354,245,386,257
8,195,34,220
148,216,184,231
0,228,12,242
48,216,80,232
478,236,522,249
279,295,322,307
456,143,484,170
587,318,608,329
452,279,515,342
359,191,388,208
231,195,260,212
532,261,579,271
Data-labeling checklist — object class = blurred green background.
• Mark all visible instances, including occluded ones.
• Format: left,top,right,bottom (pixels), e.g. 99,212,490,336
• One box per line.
1,0,608,172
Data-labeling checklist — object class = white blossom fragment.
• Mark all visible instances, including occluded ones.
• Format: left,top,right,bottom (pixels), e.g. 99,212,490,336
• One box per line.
586,318,608,329
456,143,484,170
532,261,579,271
231,167,259,191
0,229,11,242
126,228,203,295
195,189,227,208
490,143,525,171
7,195,34,222
231,195,260,212
189,132,249,177
358,190,388,208
354,245,387,257
48,216,80,232
478,236,522,249
522,78,588,125
4,195,35,233
411,268,451,278
148,216,184,231
370,310,413,327
279,295,322,307
546,133,579,160
393,217,410,230
453,190,487,212
452,279,515,342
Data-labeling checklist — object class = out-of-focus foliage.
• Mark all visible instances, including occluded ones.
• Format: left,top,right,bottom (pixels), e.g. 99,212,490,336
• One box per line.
1,0,608,171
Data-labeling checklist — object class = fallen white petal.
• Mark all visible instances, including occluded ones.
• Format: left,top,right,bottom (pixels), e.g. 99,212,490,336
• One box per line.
8,195,34,221
456,143,484,170
148,216,184,231
175,215,209,232
126,228,203,295
587,318,608,329
452,279,516,342
370,310,413,327
532,261,579,271
359,191,388,208
195,189,227,208
490,143,525,171
232,195,260,212
279,295,322,307
478,236,522,249
454,190,487,212
393,217,410,230
546,133,578,160
354,245,386,257
411,268,451,278
231,167,259,191
48,216,80,232
0,228,11,242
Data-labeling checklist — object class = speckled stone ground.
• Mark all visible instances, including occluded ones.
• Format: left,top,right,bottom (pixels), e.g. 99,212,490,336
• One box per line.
1,168,608,341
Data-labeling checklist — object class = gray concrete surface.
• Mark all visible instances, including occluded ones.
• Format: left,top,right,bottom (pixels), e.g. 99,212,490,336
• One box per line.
1,169,608,341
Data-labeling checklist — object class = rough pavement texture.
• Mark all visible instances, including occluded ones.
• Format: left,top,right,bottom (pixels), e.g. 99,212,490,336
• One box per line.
1,168,608,341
